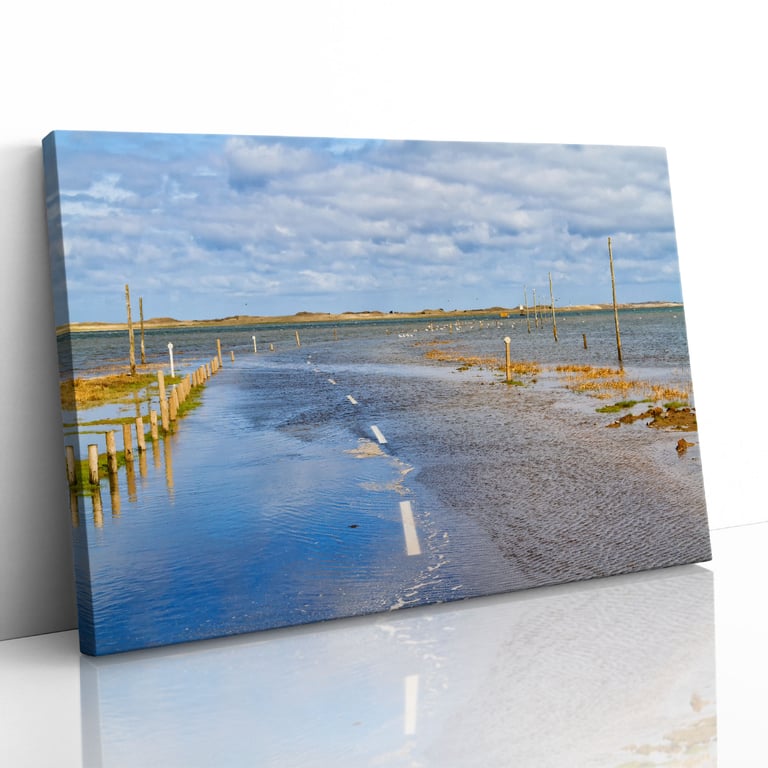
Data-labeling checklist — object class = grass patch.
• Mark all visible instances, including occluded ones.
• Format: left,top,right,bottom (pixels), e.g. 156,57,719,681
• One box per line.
596,400,638,413
176,387,204,418
425,348,501,370
663,400,690,410
60,372,176,411
65,416,143,428
73,449,130,490
556,365,691,404
423,347,540,378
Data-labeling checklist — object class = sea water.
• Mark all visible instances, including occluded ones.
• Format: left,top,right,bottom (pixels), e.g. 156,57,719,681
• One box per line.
60,308,710,654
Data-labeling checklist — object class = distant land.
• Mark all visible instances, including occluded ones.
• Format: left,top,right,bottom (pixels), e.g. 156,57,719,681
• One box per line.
57,302,683,335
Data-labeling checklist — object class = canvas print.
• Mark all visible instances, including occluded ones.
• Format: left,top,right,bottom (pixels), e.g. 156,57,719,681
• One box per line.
42,131,711,655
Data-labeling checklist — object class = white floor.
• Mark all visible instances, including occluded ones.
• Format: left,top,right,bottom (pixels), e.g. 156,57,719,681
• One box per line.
1,523,764,767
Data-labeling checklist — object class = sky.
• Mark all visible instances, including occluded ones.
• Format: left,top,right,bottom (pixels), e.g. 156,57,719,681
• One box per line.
44,131,682,325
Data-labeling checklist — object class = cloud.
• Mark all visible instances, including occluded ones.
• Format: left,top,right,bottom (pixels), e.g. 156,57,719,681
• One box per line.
50,132,683,322
225,137,326,190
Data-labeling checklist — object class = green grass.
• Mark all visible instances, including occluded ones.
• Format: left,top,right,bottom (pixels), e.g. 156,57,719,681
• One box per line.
595,398,656,413
663,400,690,410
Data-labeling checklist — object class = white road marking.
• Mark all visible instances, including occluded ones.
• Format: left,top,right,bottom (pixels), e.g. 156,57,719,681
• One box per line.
399,501,422,556
346,395,358,405
370,425,387,444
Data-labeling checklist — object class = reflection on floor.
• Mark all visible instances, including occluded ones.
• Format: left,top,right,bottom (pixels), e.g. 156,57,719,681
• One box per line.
80,564,715,767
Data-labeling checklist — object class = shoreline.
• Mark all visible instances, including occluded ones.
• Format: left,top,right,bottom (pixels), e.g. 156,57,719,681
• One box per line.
57,302,683,335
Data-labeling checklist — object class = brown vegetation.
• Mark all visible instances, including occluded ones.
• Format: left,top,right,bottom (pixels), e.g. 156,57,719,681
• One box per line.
555,364,690,403
607,405,698,432
60,373,158,411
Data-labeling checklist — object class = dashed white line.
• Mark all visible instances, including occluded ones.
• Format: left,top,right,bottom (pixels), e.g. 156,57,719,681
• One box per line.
370,425,388,444
346,395,358,405
399,501,422,556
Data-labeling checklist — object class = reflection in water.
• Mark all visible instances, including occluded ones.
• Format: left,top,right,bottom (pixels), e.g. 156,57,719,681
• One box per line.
80,565,715,767
163,434,174,496
91,487,103,529
70,489,80,528
108,473,120,517
70,431,178,534
151,438,161,471
404,674,419,737
124,459,137,503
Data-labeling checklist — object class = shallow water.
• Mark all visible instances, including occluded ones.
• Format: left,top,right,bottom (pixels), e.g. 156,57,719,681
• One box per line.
63,308,710,654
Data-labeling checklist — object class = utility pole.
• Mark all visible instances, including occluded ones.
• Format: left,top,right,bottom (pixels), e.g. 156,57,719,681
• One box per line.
523,287,531,333
548,271,558,343
125,284,136,375
139,297,146,365
608,237,623,365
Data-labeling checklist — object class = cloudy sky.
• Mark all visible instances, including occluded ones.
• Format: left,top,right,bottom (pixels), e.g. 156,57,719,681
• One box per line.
44,131,682,324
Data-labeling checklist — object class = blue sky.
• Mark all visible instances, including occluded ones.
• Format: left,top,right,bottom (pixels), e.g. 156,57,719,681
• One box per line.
44,131,682,324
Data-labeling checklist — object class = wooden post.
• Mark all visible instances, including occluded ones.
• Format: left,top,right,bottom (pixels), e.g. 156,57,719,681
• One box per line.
139,297,146,365
295,330,301,348
583,333,588,349
216,338,222,367
157,370,166,402
122,423,133,461
135,416,146,452
169,388,179,420
106,430,118,475
150,409,159,441
87,444,99,485
532,288,539,328
125,284,136,375
608,237,623,365
503,336,512,383
65,445,77,486
252,335,257,353
160,398,170,433
230,350,235,362
548,272,558,342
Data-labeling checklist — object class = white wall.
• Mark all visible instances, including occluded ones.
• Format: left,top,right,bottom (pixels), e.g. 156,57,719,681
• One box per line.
2,1,765,639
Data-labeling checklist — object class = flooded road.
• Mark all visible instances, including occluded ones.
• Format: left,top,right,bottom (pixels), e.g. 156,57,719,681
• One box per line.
67,310,710,654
